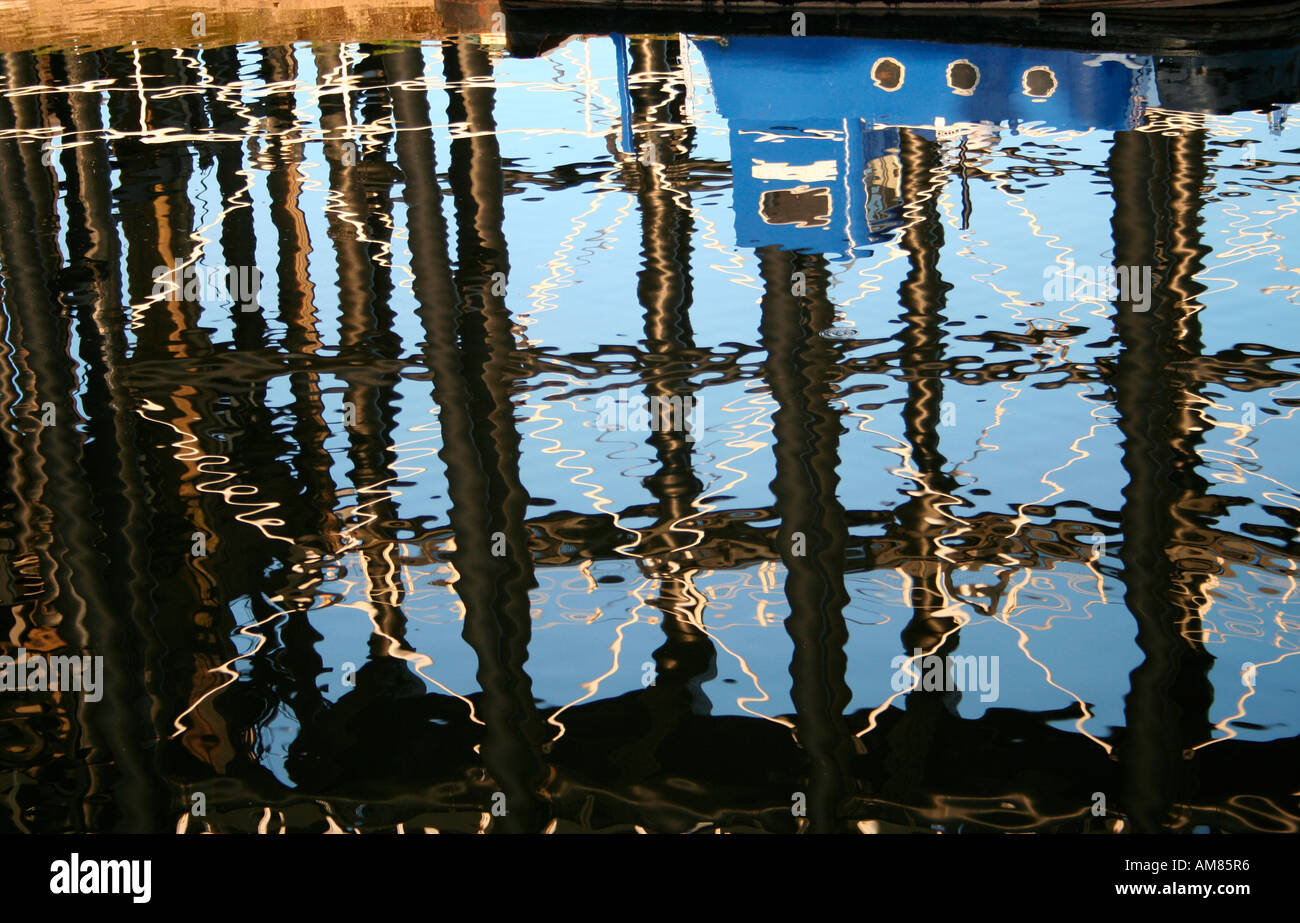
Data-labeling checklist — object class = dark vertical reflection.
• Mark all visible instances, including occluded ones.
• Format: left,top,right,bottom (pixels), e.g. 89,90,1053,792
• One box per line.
58,48,166,831
200,47,327,593
320,44,409,652
894,129,959,655
103,44,252,787
1108,127,1216,833
203,46,266,349
281,44,431,801
0,53,51,589
0,51,167,831
445,37,549,831
0,52,92,829
259,44,333,731
261,45,339,546
106,47,203,359
0,52,64,610
881,129,963,812
621,38,718,776
389,42,548,832
2,53,57,266
758,245,853,833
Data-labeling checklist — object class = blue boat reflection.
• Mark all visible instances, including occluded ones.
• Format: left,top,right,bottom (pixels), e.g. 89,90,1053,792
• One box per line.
681,37,1155,255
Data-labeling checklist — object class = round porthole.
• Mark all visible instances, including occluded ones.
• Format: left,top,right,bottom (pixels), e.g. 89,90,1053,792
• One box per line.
871,57,905,92
946,59,979,96
1022,66,1058,98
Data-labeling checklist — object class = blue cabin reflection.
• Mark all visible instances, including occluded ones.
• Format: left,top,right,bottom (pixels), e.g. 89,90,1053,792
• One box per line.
726,120,906,255
692,37,1154,256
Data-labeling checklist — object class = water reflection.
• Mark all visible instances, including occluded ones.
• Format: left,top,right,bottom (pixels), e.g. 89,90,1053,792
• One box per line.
0,21,1298,834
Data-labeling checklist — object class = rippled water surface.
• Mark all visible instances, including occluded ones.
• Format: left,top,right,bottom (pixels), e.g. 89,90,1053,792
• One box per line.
1,25,1299,834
